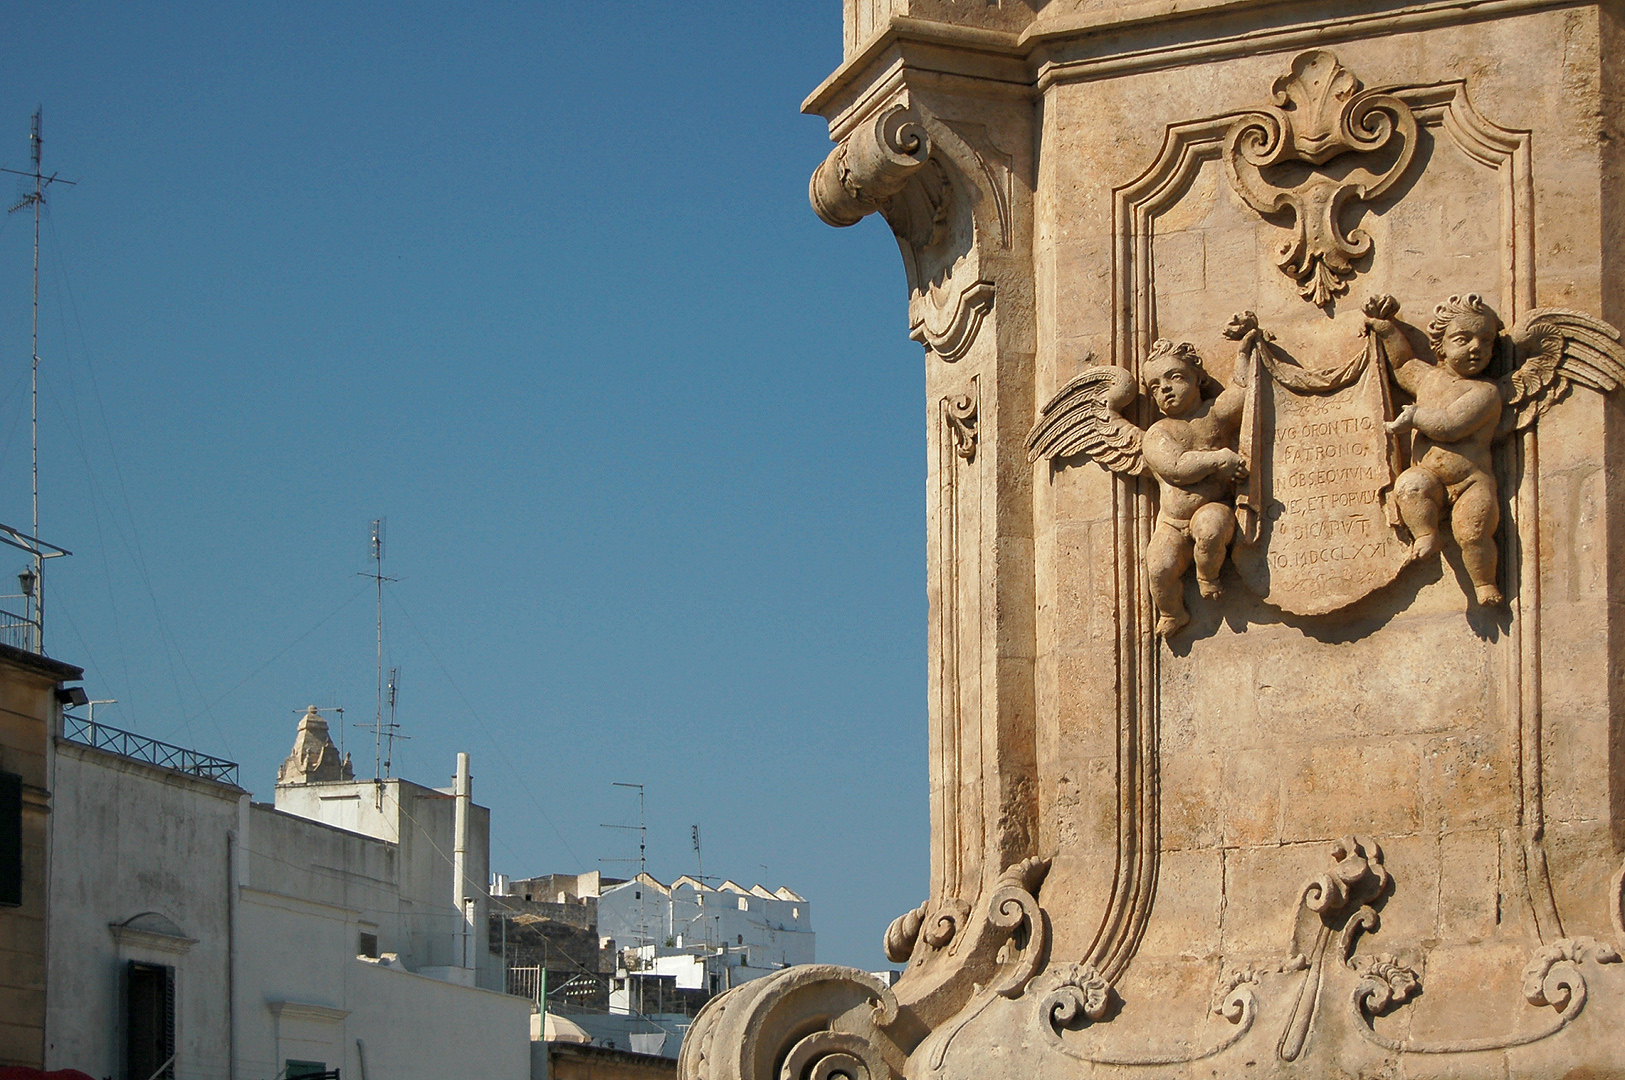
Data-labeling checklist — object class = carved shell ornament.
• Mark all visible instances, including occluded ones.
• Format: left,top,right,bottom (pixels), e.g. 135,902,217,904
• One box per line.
1225,51,1417,308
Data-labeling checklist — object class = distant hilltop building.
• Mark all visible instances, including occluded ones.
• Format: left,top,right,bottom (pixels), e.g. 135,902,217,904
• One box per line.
598,873,812,969
492,869,814,1054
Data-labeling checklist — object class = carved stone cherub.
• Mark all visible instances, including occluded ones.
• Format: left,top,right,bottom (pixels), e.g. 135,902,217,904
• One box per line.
1026,335,1248,636
1365,293,1625,605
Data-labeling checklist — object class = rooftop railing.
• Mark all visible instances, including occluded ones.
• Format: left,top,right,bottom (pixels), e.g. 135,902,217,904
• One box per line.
63,715,239,786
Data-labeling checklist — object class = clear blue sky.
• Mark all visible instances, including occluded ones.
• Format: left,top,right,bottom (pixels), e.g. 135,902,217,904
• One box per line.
1,4,926,971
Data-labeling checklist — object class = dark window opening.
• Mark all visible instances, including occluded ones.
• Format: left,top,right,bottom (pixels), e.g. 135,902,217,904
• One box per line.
357,932,378,959
285,1060,338,1078
736,935,743,945
0,771,21,907
125,960,175,1080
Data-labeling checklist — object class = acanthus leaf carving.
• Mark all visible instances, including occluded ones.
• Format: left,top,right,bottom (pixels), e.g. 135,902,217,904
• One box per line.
923,898,972,950
1225,50,1417,308
1278,837,1391,1062
986,855,1052,999
942,384,978,463
1350,938,1621,1055
1031,962,1259,1067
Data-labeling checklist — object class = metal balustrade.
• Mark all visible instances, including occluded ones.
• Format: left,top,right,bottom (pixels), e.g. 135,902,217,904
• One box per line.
63,715,240,786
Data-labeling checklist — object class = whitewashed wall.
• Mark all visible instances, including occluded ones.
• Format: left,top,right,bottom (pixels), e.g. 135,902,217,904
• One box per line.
45,741,240,1080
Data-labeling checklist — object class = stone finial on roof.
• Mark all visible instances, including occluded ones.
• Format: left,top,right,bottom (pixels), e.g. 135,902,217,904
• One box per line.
277,705,355,785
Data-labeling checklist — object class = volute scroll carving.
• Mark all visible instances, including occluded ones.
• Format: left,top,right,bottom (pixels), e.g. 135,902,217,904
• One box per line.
810,103,935,232
677,964,905,1080
882,896,972,964
1225,50,1417,308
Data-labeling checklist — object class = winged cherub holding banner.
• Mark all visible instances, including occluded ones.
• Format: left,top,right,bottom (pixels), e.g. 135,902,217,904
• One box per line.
1026,335,1250,636
1364,293,1625,605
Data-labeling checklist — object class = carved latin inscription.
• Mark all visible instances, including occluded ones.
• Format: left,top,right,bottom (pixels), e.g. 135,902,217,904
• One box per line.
1233,354,1405,614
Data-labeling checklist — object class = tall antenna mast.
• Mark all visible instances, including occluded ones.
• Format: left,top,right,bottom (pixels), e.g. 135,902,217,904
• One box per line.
384,665,403,776
600,782,649,949
359,519,397,780
5,110,75,652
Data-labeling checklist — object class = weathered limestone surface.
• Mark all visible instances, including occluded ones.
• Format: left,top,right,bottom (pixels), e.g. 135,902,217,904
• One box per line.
682,3,1625,1078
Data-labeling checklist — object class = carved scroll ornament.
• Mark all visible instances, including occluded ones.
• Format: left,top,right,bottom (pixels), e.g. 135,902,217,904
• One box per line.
1225,50,1417,308
680,859,1051,1080
810,104,935,234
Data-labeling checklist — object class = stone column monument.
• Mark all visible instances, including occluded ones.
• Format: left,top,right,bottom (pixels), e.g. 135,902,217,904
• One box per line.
681,4,1625,1077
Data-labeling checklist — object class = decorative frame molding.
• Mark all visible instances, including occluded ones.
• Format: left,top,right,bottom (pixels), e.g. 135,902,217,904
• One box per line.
935,375,980,903
1089,71,1546,984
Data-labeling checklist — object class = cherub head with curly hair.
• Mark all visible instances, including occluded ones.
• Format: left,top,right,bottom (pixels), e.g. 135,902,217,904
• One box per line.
1427,293,1503,377
1143,339,1211,418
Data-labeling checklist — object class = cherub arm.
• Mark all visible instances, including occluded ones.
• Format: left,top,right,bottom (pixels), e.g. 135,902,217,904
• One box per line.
1362,295,1427,396
1410,378,1495,438
1391,379,1501,441
1208,313,1260,427
1210,380,1248,426
1142,421,1247,485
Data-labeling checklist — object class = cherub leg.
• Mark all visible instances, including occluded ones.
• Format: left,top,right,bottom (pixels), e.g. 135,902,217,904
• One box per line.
1392,466,1446,564
1451,472,1502,605
1189,501,1236,600
1146,522,1194,637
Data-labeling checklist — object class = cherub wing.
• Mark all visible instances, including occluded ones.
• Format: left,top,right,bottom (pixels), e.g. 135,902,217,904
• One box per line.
1025,359,1146,475
1498,308,1625,436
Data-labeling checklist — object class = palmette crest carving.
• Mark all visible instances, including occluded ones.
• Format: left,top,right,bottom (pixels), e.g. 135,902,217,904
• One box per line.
1225,50,1417,308
1029,294,1625,623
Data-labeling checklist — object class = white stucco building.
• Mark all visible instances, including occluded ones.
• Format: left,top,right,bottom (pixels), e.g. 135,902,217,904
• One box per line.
596,873,814,973
45,706,528,1080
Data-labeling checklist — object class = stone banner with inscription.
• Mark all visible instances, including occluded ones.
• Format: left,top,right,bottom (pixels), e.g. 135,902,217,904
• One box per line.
1232,342,1406,615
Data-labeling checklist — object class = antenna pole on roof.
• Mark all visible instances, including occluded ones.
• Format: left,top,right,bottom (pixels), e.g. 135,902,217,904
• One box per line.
357,519,399,780
601,782,648,949
6,110,76,653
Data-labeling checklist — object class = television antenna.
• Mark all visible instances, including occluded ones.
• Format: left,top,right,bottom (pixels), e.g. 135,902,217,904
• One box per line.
357,519,399,780
383,666,408,776
600,782,649,948
4,110,75,651
688,824,718,884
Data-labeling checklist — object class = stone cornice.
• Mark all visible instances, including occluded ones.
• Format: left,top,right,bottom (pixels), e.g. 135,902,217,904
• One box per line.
805,0,1586,123
268,1000,350,1023
110,924,197,955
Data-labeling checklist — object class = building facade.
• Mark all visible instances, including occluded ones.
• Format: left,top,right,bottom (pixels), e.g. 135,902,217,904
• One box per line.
45,706,527,1080
0,645,83,1071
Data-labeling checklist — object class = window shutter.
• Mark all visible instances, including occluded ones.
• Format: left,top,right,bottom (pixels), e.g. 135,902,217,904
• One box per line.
162,964,176,1078
0,772,20,907
126,960,176,1079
